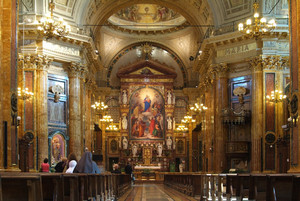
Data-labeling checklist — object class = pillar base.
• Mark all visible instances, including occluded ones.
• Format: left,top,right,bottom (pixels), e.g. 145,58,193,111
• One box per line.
288,166,300,173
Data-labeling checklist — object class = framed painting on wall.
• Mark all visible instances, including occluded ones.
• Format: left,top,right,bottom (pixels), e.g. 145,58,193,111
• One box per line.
175,137,186,156
129,87,165,140
108,137,119,155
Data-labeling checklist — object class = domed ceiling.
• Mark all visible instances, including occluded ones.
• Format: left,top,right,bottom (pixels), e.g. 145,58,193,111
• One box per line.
108,4,186,31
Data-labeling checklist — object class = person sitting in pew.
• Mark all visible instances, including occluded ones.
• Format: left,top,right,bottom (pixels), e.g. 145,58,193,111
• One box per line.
63,152,77,172
66,160,77,173
41,158,50,172
111,163,121,174
73,151,101,173
55,157,67,172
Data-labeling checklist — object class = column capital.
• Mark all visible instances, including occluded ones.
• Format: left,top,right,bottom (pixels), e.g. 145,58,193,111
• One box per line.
261,55,289,71
209,62,229,78
247,56,263,72
18,54,53,71
65,62,88,78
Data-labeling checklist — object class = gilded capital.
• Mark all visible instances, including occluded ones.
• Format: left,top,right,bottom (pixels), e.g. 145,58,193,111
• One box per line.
65,62,88,78
247,56,263,72
210,63,229,78
18,54,53,70
262,55,289,71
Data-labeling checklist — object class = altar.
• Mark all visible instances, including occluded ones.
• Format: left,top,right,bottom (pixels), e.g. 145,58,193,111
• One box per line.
134,165,161,170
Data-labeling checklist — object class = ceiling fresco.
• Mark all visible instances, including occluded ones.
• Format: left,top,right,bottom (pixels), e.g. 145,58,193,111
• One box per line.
111,4,182,24
108,4,186,31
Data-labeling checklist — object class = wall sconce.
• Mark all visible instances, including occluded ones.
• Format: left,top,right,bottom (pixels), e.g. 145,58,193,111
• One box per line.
17,116,21,126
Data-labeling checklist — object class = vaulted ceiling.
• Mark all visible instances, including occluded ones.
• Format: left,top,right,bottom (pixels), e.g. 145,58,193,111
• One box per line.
42,0,255,87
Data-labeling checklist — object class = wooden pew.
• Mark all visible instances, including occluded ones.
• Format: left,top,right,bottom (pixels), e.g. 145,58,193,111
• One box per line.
1,173,43,201
226,173,250,200
267,174,293,201
0,174,2,201
249,174,267,201
62,174,79,201
292,174,300,200
40,173,63,201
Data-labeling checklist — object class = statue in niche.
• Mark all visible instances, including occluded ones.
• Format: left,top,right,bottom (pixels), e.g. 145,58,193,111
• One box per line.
132,144,137,157
122,115,128,130
167,90,172,105
157,143,163,157
167,116,172,130
166,136,172,150
122,137,128,149
122,90,127,105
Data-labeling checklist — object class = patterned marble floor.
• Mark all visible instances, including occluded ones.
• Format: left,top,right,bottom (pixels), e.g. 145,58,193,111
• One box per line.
118,184,198,201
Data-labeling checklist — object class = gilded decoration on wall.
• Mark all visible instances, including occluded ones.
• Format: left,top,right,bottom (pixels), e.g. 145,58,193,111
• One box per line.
175,137,186,155
130,87,165,140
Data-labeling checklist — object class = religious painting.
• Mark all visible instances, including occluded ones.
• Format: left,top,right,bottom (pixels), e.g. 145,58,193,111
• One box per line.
175,137,186,156
129,87,165,140
108,137,119,155
50,134,65,164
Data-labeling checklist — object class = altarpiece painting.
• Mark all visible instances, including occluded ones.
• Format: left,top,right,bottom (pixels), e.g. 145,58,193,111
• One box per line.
129,87,165,140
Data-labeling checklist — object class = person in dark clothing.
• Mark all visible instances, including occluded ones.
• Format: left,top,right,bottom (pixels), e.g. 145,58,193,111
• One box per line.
111,163,121,174
73,151,101,173
125,163,132,175
54,157,67,172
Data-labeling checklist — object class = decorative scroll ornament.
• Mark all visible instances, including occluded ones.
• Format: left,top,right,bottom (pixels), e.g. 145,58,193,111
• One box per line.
49,85,64,103
233,87,247,105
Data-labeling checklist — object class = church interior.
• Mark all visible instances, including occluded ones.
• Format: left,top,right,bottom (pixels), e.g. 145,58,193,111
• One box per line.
1,0,300,200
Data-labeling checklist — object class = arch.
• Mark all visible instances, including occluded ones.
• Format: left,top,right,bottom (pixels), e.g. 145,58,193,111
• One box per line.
106,42,188,88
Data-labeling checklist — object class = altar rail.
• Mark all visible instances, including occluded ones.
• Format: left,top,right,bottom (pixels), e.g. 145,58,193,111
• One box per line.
0,172,131,201
164,173,300,200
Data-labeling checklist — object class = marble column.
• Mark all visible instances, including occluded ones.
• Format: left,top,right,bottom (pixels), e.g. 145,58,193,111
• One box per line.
0,0,4,169
0,0,18,170
214,63,229,173
65,62,87,159
84,78,95,152
36,55,52,167
205,84,214,172
249,57,263,173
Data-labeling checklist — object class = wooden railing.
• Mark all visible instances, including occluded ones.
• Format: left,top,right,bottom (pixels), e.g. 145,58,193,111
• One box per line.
0,172,131,201
164,173,300,201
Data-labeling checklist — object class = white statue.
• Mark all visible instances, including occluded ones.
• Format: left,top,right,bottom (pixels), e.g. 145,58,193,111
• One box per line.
122,90,127,105
167,90,172,105
167,116,172,130
157,143,163,157
179,160,185,173
132,144,137,157
166,136,172,150
122,137,128,149
122,116,127,130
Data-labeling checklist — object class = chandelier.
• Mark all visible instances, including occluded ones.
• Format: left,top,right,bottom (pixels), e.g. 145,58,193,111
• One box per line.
238,1,276,39
176,124,188,131
91,101,108,112
100,115,113,123
266,90,287,103
37,0,70,39
17,87,34,100
106,124,118,131
181,112,196,124
190,103,208,113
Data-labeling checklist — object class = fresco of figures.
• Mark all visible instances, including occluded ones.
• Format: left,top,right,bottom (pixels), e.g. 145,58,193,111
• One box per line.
114,4,180,24
130,87,165,140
